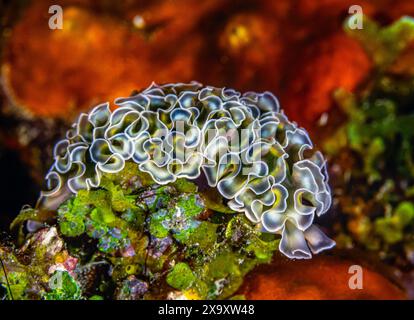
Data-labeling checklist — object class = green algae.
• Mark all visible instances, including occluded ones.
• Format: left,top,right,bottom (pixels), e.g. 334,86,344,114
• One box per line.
326,17,414,268
4,165,279,300
345,16,414,70
0,250,36,300
185,221,218,251
374,202,414,245
178,215,279,299
166,262,196,290
330,81,414,262
6,272,28,300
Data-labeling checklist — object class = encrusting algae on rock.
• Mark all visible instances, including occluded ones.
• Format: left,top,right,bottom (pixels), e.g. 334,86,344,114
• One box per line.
1,83,334,299
2,166,280,299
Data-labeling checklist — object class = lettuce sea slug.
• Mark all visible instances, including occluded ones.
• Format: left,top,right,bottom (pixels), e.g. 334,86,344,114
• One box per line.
39,82,334,259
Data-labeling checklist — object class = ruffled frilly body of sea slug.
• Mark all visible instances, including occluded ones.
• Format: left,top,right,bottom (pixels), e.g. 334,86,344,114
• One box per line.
39,82,335,259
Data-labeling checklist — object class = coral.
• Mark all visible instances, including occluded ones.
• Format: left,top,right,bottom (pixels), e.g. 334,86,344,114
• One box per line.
1,0,224,118
280,33,371,126
4,0,404,122
39,82,333,259
238,254,407,300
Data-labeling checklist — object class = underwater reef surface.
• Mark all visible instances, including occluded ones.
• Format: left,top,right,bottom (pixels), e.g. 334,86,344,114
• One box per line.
0,82,334,299
2,176,282,300
1,0,414,299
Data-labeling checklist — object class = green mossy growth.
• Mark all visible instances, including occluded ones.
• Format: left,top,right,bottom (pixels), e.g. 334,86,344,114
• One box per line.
185,221,218,251
149,193,204,242
345,16,414,70
7,166,280,300
375,202,414,244
328,17,414,268
6,272,29,300
173,178,198,193
166,263,196,290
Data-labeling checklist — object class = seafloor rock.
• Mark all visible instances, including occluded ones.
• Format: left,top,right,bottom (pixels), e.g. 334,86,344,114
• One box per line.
239,253,406,299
